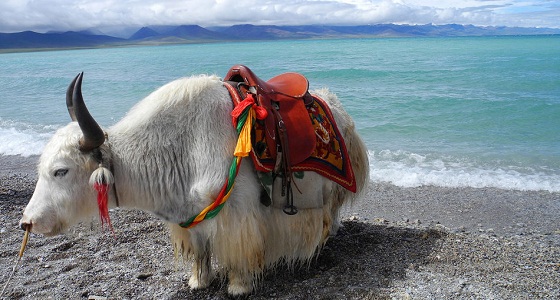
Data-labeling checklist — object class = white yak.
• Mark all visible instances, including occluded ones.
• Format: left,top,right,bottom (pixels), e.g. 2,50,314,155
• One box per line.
20,71,369,296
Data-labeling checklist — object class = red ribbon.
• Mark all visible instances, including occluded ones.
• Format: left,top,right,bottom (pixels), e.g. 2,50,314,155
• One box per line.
94,182,113,232
231,94,268,125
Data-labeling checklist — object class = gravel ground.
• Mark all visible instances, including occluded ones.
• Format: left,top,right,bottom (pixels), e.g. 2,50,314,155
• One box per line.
1,155,559,299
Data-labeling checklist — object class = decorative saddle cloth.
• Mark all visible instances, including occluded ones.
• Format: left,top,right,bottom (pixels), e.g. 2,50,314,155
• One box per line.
224,65,357,195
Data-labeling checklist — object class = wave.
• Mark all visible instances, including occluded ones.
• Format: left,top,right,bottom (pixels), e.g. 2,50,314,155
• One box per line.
369,149,560,192
2,122,559,193
0,120,57,157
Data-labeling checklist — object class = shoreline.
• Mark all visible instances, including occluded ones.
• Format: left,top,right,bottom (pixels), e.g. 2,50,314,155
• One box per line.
347,182,560,237
1,155,559,298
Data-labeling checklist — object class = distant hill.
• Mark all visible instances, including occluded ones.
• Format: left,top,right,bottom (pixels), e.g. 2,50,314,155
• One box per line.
167,25,230,40
213,24,560,38
129,25,230,42
129,27,160,40
1,24,559,51
0,31,124,50
213,24,317,39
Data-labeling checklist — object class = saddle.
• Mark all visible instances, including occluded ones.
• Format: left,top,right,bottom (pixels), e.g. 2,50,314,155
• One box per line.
224,65,316,167
224,65,317,214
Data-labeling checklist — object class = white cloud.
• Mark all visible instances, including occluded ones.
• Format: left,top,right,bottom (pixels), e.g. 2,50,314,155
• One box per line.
0,0,558,34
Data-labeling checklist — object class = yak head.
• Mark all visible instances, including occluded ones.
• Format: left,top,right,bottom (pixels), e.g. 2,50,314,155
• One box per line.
20,73,112,236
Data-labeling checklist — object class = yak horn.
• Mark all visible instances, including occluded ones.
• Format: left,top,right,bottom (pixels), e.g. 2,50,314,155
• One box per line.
66,72,106,151
65,73,79,121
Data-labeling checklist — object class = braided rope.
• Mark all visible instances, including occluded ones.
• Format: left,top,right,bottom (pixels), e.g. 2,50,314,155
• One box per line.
179,104,253,229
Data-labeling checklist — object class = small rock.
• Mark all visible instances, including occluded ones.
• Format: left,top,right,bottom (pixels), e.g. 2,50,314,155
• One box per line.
137,273,153,280
390,291,412,300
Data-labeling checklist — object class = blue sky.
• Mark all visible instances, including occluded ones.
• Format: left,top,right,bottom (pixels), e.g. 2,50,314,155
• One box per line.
1,0,559,36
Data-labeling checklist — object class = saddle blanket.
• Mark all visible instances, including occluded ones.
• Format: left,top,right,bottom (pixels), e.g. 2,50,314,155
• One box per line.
250,95,357,194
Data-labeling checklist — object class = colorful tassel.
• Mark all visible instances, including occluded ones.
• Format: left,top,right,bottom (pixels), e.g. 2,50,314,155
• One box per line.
89,165,114,232
93,182,112,231
231,94,267,124
231,94,267,157
234,108,255,157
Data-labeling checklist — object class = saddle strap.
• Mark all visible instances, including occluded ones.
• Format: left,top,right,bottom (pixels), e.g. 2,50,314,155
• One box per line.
271,101,298,215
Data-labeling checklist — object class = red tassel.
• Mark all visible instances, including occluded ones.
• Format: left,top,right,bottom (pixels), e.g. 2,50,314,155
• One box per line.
94,182,113,232
231,94,255,125
231,94,268,125
253,104,268,120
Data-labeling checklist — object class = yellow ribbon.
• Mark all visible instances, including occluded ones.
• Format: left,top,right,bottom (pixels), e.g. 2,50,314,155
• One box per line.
233,107,254,157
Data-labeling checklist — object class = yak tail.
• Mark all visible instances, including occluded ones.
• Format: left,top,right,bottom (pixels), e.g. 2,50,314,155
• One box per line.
346,122,370,200
330,122,369,212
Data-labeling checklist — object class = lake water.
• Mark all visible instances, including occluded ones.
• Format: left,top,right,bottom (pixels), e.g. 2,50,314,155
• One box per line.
1,36,559,191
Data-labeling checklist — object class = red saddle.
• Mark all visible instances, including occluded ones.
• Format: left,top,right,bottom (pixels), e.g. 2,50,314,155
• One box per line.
224,65,316,167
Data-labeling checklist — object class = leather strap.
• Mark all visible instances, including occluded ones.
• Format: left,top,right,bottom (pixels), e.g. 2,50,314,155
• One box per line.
271,101,297,215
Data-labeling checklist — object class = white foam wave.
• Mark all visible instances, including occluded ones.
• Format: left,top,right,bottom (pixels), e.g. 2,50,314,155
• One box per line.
369,149,560,192
0,121,56,157
3,125,558,193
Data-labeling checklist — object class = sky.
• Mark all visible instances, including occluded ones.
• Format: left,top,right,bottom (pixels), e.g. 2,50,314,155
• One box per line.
1,0,559,36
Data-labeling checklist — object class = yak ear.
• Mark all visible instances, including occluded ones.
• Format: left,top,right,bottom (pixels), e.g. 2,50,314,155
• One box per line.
66,72,106,152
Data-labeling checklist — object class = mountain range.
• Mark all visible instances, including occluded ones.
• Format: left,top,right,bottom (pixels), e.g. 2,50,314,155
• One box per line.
1,24,559,51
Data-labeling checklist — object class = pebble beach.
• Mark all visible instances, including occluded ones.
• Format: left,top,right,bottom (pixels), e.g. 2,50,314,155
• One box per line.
1,154,559,299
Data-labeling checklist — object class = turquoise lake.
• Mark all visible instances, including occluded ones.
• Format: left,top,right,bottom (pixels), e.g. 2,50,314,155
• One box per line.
1,36,559,191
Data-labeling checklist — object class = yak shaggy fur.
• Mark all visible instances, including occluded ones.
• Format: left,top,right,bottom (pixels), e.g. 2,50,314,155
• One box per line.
21,74,369,296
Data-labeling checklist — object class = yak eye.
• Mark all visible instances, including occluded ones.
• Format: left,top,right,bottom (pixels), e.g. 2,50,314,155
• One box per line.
54,169,69,177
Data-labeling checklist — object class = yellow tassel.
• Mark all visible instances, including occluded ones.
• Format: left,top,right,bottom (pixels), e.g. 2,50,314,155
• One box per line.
233,108,255,157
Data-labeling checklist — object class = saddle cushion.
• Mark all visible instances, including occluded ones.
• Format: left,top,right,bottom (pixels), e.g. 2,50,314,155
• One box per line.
266,72,309,98
225,64,309,98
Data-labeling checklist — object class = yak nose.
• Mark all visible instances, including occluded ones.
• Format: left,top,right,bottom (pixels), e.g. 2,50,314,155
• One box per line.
19,216,32,231
20,222,32,231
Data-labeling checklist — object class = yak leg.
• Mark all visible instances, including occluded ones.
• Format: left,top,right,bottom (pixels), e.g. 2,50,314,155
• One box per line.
189,243,213,289
321,181,344,244
215,215,264,296
329,185,346,236
168,224,214,289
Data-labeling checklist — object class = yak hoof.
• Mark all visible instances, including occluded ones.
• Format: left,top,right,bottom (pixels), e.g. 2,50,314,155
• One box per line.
330,220,342,236
188,271,213,290
227,284,252,297
227,274,252,296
